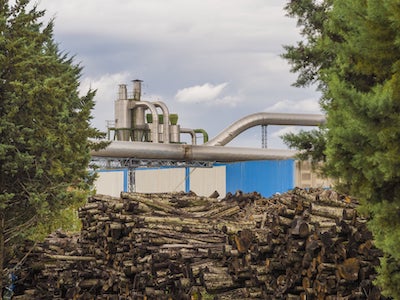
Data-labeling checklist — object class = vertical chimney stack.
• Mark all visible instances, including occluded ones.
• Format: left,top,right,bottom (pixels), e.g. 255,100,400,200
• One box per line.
118,84,127,100
133,79,142,101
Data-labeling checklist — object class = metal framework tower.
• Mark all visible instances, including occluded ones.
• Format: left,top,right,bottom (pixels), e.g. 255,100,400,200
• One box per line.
261,125,268,148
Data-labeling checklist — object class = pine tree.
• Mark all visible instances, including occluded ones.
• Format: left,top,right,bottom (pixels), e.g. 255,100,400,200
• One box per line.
324,1,400,297
282,128,326,167
284,0,400,297
0,0,105,292
282,0,333,89
281,0,333,162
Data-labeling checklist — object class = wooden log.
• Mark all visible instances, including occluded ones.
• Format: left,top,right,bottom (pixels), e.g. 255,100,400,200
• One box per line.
121,192,182,215
104,222,124,240
318,189,357,208
79,278,104,288
278,215,293,227
201,271,237,292
265,258,287,273
234,229,254,253
337,258,360,281
343,208,357,220
209,205,241,219
290,218,310,238
311,202,343,220
44,254,96,261
200,202,234,217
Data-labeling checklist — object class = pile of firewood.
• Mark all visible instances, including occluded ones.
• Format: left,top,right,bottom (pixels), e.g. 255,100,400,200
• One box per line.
12,188,386,299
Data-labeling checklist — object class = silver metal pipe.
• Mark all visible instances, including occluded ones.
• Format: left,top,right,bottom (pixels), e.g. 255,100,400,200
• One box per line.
91,141,297,162
206,112,326,146
154,101,170,143
180,128,197,145
129,101,159,143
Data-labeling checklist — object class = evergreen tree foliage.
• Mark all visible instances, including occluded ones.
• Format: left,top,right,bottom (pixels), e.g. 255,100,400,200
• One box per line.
0,0,105,279
281,0,333,163
284,0,400,297
282,0,334,89
282,128,327,168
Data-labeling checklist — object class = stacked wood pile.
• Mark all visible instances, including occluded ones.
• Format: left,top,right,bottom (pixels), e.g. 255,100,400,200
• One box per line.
13,188,386,299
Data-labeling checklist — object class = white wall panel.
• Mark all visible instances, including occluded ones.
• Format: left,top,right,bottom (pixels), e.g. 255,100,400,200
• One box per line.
189,166,226,198
94,169,126,197
135,168,186,193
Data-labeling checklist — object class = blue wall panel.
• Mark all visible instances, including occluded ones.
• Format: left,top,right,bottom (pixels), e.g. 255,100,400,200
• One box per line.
185,167,190,193
224,159,295,197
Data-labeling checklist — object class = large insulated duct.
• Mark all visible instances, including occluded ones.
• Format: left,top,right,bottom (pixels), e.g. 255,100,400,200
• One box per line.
129,102,159,143
206,112,326,146
131,80,146,141
114,84,131,141
154,101,170,143
91,141,297,162
98,112,325,162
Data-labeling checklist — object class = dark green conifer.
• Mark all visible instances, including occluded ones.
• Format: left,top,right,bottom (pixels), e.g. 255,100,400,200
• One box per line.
284,1,400,296
0,0,105,290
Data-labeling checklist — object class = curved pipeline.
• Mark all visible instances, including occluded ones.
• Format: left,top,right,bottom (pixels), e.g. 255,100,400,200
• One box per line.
194,129,209,143
130,101,159,143
180,128,197,145
205,112,326,146
91,141,297,162
154,101,170,143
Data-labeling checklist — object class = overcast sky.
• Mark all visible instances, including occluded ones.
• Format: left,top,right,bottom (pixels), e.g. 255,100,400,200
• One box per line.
37,0,322,148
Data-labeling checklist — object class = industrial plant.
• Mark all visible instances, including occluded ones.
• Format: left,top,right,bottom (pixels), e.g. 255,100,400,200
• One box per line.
91,80,328,197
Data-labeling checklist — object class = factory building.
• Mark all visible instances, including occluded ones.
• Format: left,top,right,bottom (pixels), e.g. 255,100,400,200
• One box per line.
92,80,329,198
94,160,330,198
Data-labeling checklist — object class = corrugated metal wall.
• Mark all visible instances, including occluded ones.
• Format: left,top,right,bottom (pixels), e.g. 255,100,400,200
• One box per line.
94,160,298,198
223,159,295,197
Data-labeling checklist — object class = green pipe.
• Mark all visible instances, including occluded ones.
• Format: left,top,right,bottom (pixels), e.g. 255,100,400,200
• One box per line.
194,129,209,143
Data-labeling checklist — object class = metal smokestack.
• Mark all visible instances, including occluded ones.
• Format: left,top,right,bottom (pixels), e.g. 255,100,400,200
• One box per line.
115,84,130,141
131,79,146,140
133,79,142,101
118,84,127,100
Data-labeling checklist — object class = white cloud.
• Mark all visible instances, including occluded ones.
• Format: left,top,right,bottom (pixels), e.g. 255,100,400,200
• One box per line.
271,126,300,139
212,95,241,107
79,72,132,131
79,72,131,99
39,0,298,49
31,0,322,146
175,82,229,104
264,98,322,114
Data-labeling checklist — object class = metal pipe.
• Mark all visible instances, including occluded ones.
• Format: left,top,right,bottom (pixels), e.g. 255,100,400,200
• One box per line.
180,128,197,145
154,101,170,143
91,141,297,162
194,129,209,143
129,101,159,143
206,112,326,146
